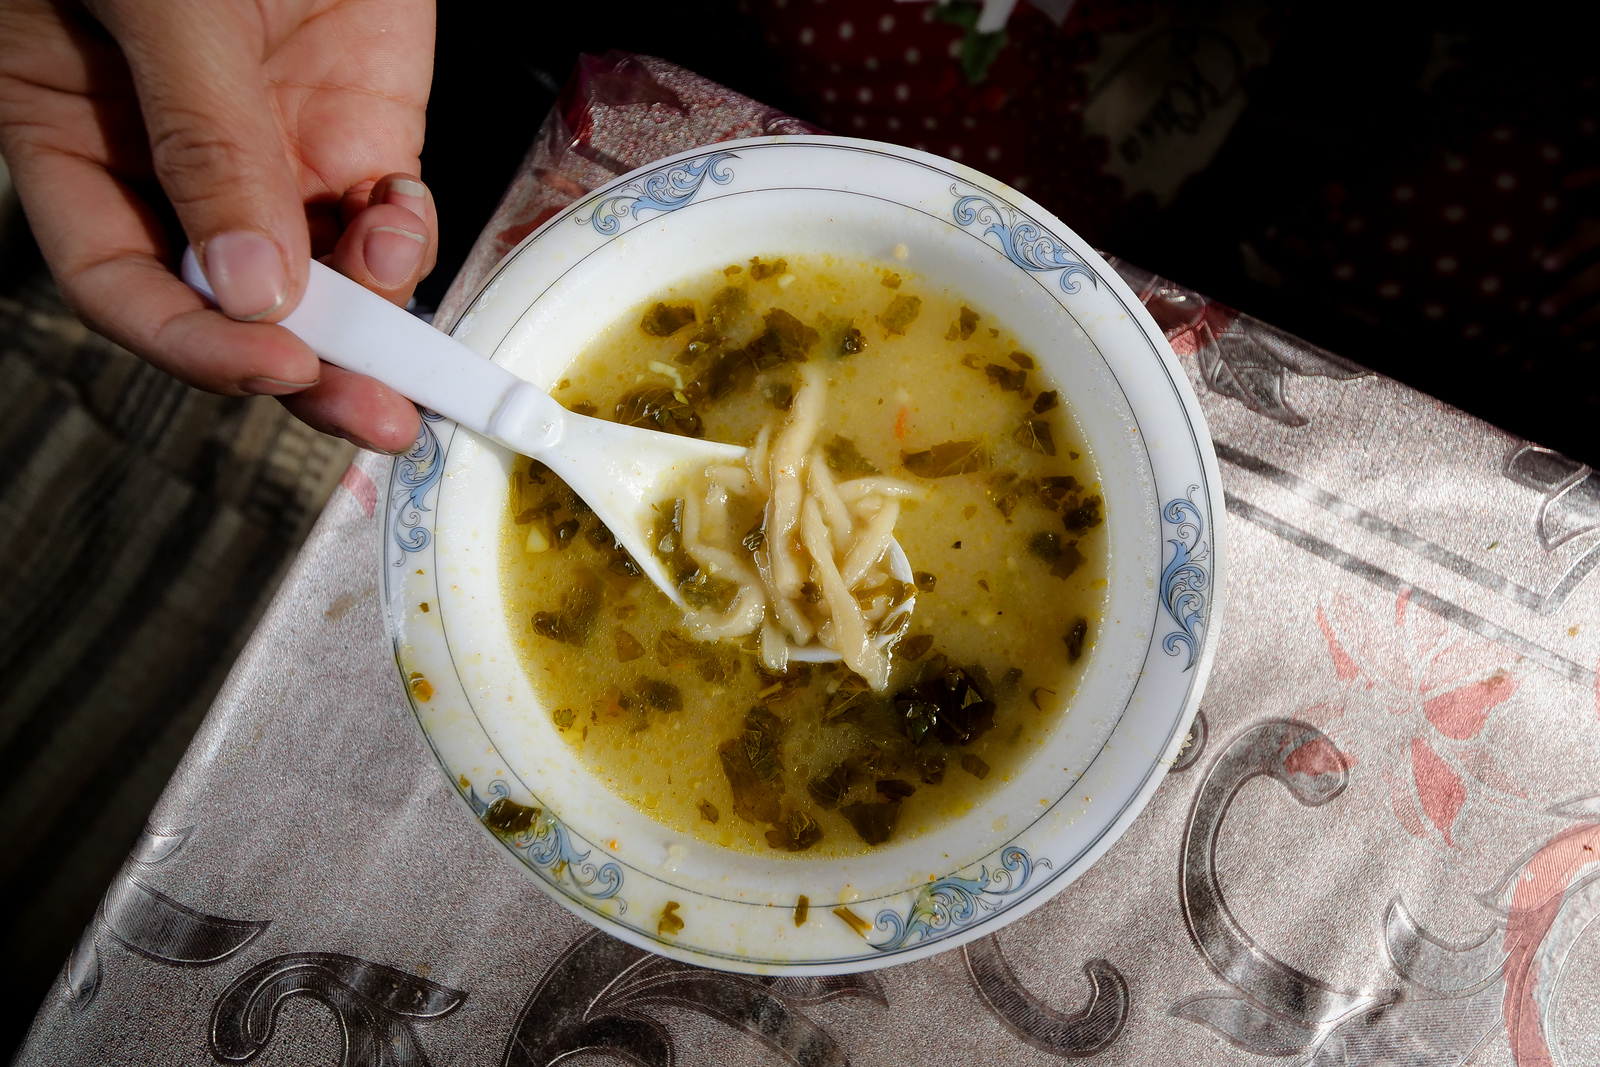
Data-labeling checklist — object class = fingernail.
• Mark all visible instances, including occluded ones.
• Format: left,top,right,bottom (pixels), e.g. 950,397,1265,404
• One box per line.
205,231,288,321
339,430,406,455
365,225,426,287
384,179,429,217
242,375,319,395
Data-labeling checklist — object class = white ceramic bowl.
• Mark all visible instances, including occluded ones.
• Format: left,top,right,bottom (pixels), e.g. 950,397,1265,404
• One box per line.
383,136,1223,973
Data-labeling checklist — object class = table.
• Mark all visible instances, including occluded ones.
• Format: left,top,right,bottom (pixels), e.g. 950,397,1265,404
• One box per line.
18,53,1600,1067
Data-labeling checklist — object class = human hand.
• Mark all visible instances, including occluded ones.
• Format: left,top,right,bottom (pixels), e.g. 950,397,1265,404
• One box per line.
1538,166,1600,344
0,0,436,452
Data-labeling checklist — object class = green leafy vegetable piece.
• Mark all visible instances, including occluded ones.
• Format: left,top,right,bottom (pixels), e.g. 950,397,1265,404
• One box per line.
635,679,683,713
824,434,880,476
615,385,703,437
749,257,788,279
719,738,784,825
881,271,902,289
531,568,602,646
1009,351,1035,369
485,797,539,835
764,381,794,410
640,301,697,336
913,571,937,591
1063,494,1104,532
916,751,946,784
984,363,1028,394
895,633,934,661
766,808,824,851
1033,390,1059,414
744,308,820,368
901,440,987,477
1014,420,1056,456
894,666,995,747
698,799,720,823
614,630,644,662
840,801,901,846
1027,530,1085,579
877,294,922,335
823,672,875,724
875,778,916,799
741,523,766,552
839,325,866,356
960,754,991,780
956,305,979,340
1038,475,1080,509
552,708,575,730
1066,617,1091,662
807,765,850,809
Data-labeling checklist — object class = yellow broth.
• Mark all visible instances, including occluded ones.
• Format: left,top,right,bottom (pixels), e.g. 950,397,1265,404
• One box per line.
499,256,1107,857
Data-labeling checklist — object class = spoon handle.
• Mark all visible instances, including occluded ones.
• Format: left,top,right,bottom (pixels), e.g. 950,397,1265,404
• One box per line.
180,248,566,451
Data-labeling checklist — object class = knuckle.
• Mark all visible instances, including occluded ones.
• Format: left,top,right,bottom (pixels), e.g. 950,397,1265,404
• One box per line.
147,118,252,202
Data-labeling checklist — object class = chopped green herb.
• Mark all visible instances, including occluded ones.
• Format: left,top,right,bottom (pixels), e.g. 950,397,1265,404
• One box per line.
1013,419,1056,456
658,901,684,936
1063,494,1103,532
741,523,766,552
840,801,901,845
749,256,788,279
795,895,809,926
615,385,703,437
635,679,683,713
901,440,987,477
985,363,1028,393
1033,390,1059,413
763,380,795,410
697,799,720,823
956,305,979,340
824,434,881,476
876,778,916,799
1009,351,1035,369
1066,617,1091,662
807,764,850,809
485,797,539,835
839,325,867,356
895,633,934,661
552,708,576,730
914,571,937,591
640,301,697,336
1027,530,1085,579
823,672,876,724
960,754,991,780
893,666,995,746
614,630,644,662
767,808,824,851
877,294,922,335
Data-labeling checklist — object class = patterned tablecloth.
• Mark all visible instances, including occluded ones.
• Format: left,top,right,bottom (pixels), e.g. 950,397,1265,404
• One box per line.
18,53,1600,1067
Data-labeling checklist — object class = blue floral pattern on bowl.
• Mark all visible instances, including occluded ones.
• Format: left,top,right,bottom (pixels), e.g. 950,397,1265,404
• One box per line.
952,190,1097,294
870,847,1049,951
580,151,738,235
1161,490,1210,670
468,781,626,909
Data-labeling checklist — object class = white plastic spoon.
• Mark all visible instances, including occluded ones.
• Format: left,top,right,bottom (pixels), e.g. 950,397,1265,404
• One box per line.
180,248,912,658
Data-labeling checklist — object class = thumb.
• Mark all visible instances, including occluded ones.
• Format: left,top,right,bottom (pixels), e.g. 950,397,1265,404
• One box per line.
91,0,308,322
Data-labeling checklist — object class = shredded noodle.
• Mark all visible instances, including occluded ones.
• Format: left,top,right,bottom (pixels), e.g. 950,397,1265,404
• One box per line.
653,368,911,689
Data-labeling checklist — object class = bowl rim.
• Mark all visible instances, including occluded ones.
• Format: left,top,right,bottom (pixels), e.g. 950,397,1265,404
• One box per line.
383,134,1225,973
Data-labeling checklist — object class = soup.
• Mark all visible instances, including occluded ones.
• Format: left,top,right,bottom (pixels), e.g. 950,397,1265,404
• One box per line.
500,255,1106,857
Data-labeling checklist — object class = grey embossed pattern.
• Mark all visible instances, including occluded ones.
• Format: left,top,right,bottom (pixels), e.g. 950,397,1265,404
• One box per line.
15,55,1600,1067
